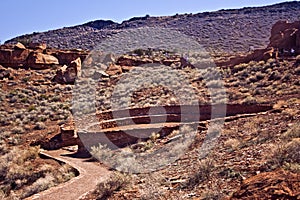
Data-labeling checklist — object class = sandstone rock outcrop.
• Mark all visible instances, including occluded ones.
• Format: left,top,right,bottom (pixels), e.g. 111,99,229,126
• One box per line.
14,42,26,50
0,44,31,67
0,42,89,71
105,64,122,76
28,42,47,51
53,50,88,65
26,52,59,69
231,169,300,199
116,55,153,66
38,124,81,150
70,57,82,77
52,57,82,84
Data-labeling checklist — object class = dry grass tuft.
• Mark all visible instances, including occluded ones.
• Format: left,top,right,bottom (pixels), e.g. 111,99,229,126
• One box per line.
224,138,240,151
93,172,129,200
182,158,215,189
281,123,300,141
267,126,300,173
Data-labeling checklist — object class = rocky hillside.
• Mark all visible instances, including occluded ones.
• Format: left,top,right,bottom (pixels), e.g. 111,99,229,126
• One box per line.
6,1,300,53
0,17,300,199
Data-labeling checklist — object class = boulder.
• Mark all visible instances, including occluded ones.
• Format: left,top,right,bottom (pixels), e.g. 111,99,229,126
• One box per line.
14,42,26,50
53,65,68,83
105,64,122,76
121,65,135,72
116,55,153,66
0,43,88,69
53,57,82,84
162,58,180,66
0,48,31,68
0,65,11,79
54,50,88,65
28,42,47,51
69,57,81,77
55,65,76,84
26,52,59,69
230,169,300,200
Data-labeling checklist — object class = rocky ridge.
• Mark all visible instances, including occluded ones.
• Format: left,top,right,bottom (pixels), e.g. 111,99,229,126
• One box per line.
5,1,300,53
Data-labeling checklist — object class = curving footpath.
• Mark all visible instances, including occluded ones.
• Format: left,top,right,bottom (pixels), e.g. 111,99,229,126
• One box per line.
27,149,111,200
28,103,273,199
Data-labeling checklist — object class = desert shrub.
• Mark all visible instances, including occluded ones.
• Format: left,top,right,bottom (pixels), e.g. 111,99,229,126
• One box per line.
22,77,31,83
294,66,300,75
132,48,146,56
224,138,240,151
281,124,300,141
0,131,11,139
281,73,291,82
138,173,170,200
0,146,39,182
268,71,281,81
50,96,60,102
93,172,129,200
248,61,257,66
257,60,265,66
267,135,300,173
274,139,300,165
201,191,223,200
239,88,249,93
266,58,276,66
241,95,257,104
255,71,265,80
34,122,46,130
0,146,77,199
21,164,76,198
16,37,32,47
248,75,258,83
182,158,215,189
206,80,223,88
233,63,248,72
11,127,25,134
0,142,8,156
21,173,55,198
9,96,17,103
28,105,36,112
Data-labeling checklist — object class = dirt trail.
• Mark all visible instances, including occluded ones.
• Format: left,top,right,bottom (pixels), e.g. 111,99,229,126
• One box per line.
29,104,273,199
27,149,111,200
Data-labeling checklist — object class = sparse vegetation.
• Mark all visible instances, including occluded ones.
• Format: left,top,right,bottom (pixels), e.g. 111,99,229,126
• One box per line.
224,138,240,151
15,36,32,47
90,172,129,200
0,146,76,199
182,158,215,189
268,139,300,172
266,124,300,173
281,124,300,141
0,5,300,198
